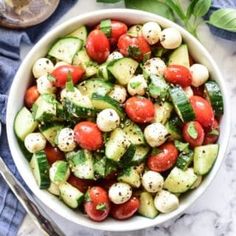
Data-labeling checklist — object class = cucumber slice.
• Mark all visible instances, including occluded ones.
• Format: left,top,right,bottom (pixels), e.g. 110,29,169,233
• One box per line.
169,86,195,122
91,94,124,119
153,102,173,124
123,120,145,145
168,44,190,68
193,144,219,175
118,166,141,188
39,123,63,146
30,151,50,189
204,80,224,116
165,116,182,140
164,167,198,193
98,62,115,82
67,150,94,180
130,145,150,165
127,25,143,37
120,144,136,166
77,79,113,98
48,182,60,196
69,25,88,43
59,182,84,209
14,107,38,141
94,156,106,179
176,150,194,171
72,49,98,78
49,160,70,185
108,58,139,85
138,192,158,218
48,37,83,64
105,128,130,162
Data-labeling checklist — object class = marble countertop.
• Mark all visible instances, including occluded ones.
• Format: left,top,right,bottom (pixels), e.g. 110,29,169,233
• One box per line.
17,1,236,236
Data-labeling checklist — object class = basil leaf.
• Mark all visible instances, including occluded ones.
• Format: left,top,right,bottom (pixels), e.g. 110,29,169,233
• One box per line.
96,203,107,211
165,0,186,20
187,122,198,139
100,19,112,37
192,0,212,17
186,0,199,19
97,0,121,3
208,8,236,32
124,0,174,21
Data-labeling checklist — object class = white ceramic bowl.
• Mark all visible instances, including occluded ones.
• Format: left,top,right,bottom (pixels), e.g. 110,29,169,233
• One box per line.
6,9,230,231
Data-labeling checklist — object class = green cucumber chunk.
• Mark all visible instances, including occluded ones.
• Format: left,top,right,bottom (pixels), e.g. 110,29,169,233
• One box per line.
69,25,88,43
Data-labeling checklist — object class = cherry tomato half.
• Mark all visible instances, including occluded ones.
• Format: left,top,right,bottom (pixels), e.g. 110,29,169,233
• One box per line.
24,85,40,108
67,174,95,193
117,34,151,61
111,197,140,220
125,96,155,124
182,121,205,147
190,96,214,128
51,65,85,88
86,29,110,63
74,121,103,150
44,144,65,165
164,65,192,87
84,186,110,222
147,142,178,172
204,119,219,144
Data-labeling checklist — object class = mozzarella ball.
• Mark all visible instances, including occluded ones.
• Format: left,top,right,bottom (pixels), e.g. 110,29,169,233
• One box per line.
159,28,182,49
144,123,169,147
97,109,120,132
49,161,70,185
142,22,162,45
107,51,123,62
32,58,54,78
36,75,56,94
109,85,127,103
127,74,147,96
24,133,46,153
190,64,209,87
184,86,193,98
108,182,132,204
143,58,166,76
54,61,69,69
142,171,164,193
154,190,179,213
57,128,76,152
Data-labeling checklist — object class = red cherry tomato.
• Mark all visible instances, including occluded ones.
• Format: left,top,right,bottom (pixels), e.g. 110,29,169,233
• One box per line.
24,85,40,108
67,174,95,193
147,142,178,172
74,121,103,150
44,144,65,165
117,34,151,61
111,197,140,220
84,186,110,222
97,20,128,45
190,96,214,128
86,29,110,63
51,65,85,88
204,119,219,144
182,121,205,147
125,96,155,124
164,65,192,87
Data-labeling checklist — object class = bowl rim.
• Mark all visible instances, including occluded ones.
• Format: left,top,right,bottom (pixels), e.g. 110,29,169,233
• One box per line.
6,8,231,231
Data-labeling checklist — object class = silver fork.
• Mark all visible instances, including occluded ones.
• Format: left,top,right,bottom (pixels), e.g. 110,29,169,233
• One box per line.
0,122,65,236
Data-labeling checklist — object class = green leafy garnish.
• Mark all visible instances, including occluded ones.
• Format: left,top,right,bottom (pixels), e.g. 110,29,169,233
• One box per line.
100,19,112,37
130,81,141,89
128,46,141,58
187,122,198,139
96,203,107,211
174,140,189,153
47,74,55,82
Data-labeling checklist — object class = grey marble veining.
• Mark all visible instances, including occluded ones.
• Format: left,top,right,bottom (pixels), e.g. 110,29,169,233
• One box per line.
17,1,236,236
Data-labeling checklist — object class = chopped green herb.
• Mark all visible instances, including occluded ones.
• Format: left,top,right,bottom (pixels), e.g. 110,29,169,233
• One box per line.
96,203,107,211
128,46,141,58
47,74,55,82
187,122,198,139
130,81,141,89
174,140,189,152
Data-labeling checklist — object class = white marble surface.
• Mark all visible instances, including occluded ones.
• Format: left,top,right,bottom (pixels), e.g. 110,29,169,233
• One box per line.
17,1,236,235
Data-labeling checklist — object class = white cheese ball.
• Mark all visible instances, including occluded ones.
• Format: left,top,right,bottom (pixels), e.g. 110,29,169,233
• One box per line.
190,64,209,87
144,123,169,147
143,58,166,76
107,51,123,62
142,22,162,45
97,109,120,132
142,171,164,193
127,74,147,96
54,61,69,69
36,75,56,95
154,190,179,213
183,86,194,98
24,133,46,153
49,161,70,185
108,182,132,204
57,128,76,152
32,58,54,78
109,85,127,103
159,28,182,49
